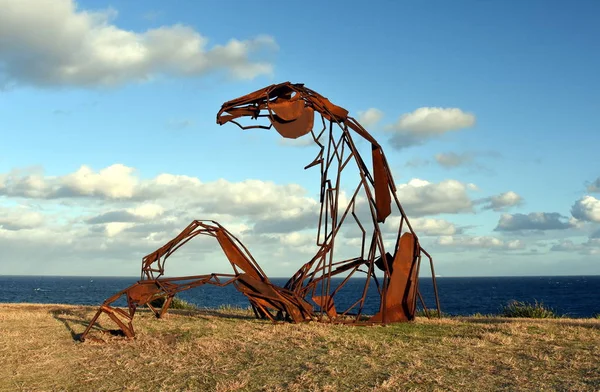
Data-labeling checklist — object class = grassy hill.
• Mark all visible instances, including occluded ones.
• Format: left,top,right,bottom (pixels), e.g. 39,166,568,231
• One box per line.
1,303,598,391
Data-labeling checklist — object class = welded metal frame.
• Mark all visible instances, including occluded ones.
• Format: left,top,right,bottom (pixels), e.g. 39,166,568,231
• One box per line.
80,82,441,341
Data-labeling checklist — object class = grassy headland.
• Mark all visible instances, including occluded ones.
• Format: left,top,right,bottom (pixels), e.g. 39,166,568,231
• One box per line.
1,303,598,391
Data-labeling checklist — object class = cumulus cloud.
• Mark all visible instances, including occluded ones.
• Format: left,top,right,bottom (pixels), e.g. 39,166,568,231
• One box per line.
568,217,585,229
59,164,139,198
550,238,600,255
376,216,460,238
550,240,579,252
0,164,139,199
0,167,45,198
0,218,192,275
128,203,165,219
434,152,474,168
571,196,600,223
495,212,573,231
252,209,318,234
0,163,329,269
258,232,318,255
0,207,45,230
191,179,317,217
397,178,475,217
586,178,600,193
408,218,460,236
86,203,165,224
479,191,523,211
0,164,324,229
387,107,476,149
437,235,525,250
357,108,384,128
0,173,322,275
0,0,277,88
105,222,136,237
1,162,538,275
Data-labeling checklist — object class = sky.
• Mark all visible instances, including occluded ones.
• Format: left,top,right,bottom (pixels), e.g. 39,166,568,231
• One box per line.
1,0,599,277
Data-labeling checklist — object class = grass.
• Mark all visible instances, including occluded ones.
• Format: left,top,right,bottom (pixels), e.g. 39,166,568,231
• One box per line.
414,308,444,318
170,297,198,311
1,303,599,391
149,296,198,311
500,300,560,319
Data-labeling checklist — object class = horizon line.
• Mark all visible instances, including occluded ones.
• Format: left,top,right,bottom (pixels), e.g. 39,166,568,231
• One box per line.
1,274,598,279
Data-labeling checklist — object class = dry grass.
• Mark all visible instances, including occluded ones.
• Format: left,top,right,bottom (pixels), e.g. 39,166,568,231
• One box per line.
1,303,599,392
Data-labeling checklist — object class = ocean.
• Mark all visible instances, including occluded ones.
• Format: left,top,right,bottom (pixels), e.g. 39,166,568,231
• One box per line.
1,275,599,318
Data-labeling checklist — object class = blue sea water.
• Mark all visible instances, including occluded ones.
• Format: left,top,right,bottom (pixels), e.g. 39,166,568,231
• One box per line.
0,275,599,318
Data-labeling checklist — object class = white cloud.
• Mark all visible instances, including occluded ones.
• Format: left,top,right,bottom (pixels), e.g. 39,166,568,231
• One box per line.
277,136,314,148
0,197,299,276
59,164,138,199
1,165,138,199
127,203,164,219
437,235,525,250
387,107,475,149
495,212,573,231
480,191,523,211
0,167,47,198
408,217,459,236
153,173,202,188
1,163,545,276
0,206,45,230
0,0,277,88
378,216,459,238
105,222,136,237
571,196,600,223
397,178,475,217
0,165,321,226
357,108,384,128
393,107,476,133
549,240,579,252
0,220,182,275
191,179,317,217
568,217,585,229
86,204,165,224
275,232,314,247
550,238,600,255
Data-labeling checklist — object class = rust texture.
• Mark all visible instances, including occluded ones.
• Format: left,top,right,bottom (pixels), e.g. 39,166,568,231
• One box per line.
80,82,441,341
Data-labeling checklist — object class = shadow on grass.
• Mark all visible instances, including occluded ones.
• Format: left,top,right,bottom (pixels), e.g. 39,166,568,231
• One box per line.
49,306,258,342
191,308,257,321
49,308,108,342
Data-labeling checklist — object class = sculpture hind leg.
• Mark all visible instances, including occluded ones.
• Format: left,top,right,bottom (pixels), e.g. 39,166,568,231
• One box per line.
80,281,165,341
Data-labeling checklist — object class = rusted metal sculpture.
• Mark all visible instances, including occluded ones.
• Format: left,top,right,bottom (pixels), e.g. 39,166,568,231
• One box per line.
80,82,441,341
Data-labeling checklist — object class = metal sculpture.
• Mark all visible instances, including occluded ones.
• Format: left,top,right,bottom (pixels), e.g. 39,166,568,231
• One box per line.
80,82,441,341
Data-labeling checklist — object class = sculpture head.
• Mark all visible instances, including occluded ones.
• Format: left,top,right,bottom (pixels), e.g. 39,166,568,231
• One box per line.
216,82,349,139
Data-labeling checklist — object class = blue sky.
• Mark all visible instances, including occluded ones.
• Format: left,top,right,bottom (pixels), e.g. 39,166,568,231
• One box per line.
0,0,599,277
